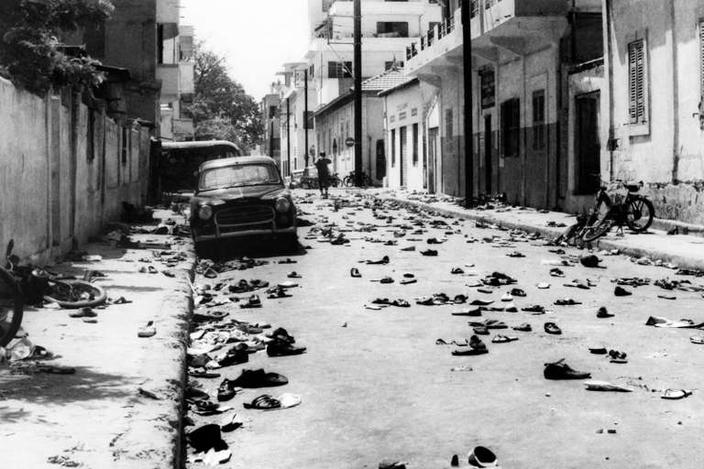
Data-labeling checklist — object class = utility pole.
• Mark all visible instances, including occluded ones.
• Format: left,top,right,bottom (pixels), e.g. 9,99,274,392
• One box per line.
304,68,310,171
461,0,474,208
286,97,291,178
353,0,363,186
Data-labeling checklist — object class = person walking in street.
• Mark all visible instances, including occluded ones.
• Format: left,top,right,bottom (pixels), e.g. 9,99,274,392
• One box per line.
315,152,332,198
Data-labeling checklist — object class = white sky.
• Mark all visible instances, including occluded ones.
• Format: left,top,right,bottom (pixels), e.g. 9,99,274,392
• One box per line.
181,0,309,100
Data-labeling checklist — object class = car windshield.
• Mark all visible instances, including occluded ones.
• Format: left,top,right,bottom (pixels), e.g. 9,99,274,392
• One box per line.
199,164,282,191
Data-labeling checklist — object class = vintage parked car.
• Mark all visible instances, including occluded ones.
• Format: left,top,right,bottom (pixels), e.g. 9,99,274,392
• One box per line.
189,156,297,252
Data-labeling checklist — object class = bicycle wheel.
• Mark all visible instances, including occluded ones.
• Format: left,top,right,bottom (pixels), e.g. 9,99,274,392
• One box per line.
44,280,107,309
343,176,354,188
582,219,613,242
0,267,24,347
626,196,654,232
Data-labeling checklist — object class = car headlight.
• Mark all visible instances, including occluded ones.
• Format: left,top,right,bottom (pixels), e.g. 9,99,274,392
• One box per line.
275,197,291,213
198,204,213,220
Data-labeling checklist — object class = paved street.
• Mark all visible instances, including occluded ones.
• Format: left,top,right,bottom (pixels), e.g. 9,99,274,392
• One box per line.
186,189,704,469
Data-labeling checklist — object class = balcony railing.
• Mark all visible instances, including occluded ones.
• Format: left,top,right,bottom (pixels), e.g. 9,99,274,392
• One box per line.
406,9,459,60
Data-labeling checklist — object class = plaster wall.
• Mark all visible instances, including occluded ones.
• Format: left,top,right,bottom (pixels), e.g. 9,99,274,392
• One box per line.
0,78,150,261
607,0,704,224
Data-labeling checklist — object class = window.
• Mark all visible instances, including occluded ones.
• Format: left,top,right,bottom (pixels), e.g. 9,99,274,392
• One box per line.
328,61,352,79
390,129,396,167
309,64,315,78
304,111,314,130
628,39,648,125
501,98,520,158
470,0,479,18
376,22,409,38
385,61,405,70
445,109,453,138
121,127,128,165
412,123,419,165
268,106,278,119
480,68,495,109
532,90,546,150
428,21,441,32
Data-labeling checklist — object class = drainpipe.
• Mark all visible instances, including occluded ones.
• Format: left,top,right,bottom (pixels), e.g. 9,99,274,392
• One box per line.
669,0,679,184
604,0,615,181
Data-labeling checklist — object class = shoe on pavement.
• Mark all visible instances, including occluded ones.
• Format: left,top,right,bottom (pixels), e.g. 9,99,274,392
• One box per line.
580,254,602,268
350,268,362,278
513,323,532,332
69,307,97,318
266,340,307,357
137,321,156,338
543,359,591,380
500,292,513,302
492,335,518,343
596,307,614,318
550,268,565,277
243,394,281,410
366,255,390,265
287,271,302,279
473,326,490,335
510,288,527,297
232,369,288,388
217,379,236,402
544,322,562,335
614,286,632,297
420,249,438,256
554,298,581,306
240,295,262,309
468,446,498,467
522,305,545,313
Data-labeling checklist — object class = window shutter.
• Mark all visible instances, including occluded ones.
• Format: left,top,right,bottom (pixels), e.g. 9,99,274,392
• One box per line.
628,40,647,125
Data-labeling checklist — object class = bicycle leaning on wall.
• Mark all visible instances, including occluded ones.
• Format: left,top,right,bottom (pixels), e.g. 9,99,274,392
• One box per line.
579,180,655,243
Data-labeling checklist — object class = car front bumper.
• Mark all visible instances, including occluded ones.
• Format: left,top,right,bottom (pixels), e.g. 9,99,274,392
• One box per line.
193,226,297,243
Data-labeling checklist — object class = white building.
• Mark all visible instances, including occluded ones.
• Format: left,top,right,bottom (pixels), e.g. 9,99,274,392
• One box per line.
279,0,442,178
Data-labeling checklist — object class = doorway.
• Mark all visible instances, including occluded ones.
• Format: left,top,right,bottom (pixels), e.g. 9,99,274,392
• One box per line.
428,127,438,193
575,92,601,194
399,126,407,187
484,115,492,194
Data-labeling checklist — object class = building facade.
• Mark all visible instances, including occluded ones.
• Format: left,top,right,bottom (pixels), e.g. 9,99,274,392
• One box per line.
404,0,602,210
261,85,283,165
314,70,408,182
278,0,442,177
380,77,428,190
603,0,704,224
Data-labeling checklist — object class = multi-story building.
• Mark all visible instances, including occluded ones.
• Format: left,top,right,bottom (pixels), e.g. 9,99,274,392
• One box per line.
403,0,603,212
156,5,195,142
602,0,704,225
76,0,194,140
261,83,284,165
279,0,442,178
315,68,410,182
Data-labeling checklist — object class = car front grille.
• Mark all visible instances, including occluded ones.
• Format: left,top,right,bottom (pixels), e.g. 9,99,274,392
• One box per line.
215,205,274,227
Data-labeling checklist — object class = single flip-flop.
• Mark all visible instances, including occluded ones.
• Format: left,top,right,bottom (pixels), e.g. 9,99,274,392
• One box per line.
492,335,518,343
661,389,693,400
690,336,704,344
243,394,281,410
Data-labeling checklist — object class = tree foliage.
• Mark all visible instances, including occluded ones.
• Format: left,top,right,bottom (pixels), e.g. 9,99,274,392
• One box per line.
187,44,263,152
0,0,114,94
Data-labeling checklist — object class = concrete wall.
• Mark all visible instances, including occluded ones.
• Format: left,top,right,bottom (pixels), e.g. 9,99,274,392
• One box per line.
606,0,704,224
0,78,151,261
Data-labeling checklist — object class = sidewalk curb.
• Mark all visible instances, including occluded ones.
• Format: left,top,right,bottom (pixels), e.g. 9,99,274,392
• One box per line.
377,195,704,272
112,241,196,469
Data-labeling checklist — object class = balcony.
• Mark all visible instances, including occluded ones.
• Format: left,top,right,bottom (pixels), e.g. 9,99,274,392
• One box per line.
406,0,569,75
179,62,194,95
156,64,179,101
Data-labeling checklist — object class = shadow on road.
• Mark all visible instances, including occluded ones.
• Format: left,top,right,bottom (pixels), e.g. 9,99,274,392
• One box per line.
0,366,135,406
197,237,307,262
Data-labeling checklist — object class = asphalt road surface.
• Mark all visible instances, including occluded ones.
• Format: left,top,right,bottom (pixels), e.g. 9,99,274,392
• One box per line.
186,189,704,469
